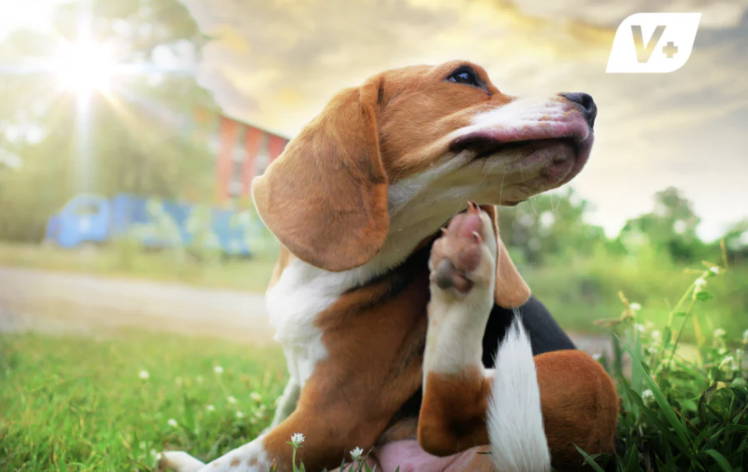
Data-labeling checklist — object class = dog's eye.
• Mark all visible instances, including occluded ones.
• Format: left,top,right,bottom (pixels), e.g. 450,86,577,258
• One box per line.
446,66,481,88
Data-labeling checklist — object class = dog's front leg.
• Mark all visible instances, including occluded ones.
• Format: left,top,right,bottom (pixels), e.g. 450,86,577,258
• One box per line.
161,317,426,472
157,451,205,472
418,203,552,472
158,439,268,472
417,202,500,456
269,378,300,427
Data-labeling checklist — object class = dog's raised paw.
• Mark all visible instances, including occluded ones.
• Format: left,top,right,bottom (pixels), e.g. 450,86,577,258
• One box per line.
429,201,496,294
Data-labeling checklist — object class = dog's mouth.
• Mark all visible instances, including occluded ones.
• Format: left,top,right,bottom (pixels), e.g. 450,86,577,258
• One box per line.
448,125,594,189
450,136,575,159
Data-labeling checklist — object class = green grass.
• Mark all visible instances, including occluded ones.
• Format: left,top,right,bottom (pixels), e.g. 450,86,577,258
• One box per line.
0,331,285,471
0,241,278,293
583,265,748,471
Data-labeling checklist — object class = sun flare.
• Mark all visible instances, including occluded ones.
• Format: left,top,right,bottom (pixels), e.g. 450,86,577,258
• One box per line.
54,39,117,95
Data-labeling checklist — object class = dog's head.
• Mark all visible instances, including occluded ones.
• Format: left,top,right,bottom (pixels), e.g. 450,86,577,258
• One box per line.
253,60,595,306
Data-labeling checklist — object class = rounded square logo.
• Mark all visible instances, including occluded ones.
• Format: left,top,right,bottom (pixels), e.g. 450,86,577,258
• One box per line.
606,13,701,73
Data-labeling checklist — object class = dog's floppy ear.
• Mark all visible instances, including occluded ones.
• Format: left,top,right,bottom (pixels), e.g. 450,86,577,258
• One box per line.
252,78,388,271
480,205,532,308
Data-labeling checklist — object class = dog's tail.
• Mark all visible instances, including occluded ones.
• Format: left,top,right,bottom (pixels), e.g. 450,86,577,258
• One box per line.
488,312,551,472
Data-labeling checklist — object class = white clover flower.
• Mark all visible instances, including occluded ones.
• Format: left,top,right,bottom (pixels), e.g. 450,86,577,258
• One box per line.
250,392,262,402
350,446,364,460
213,365,224,375
206,404,215,412
714,328,726,338
629,302,642,312
227,395,238,404
138,369,150,380
651,330,661,341
641,389,655,406
694,278,707,292
235,411,245,419
167,418,178,428
290,432,305,447
591,353,602,361
710,266,721,275
635,323,645,333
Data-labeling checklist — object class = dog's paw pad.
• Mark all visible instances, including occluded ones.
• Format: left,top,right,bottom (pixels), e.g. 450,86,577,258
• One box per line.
430,202,494,293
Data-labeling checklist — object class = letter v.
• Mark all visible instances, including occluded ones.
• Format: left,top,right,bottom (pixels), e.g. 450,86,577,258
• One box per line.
631,25,666,63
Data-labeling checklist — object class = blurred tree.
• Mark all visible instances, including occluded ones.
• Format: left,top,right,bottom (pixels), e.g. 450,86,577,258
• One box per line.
618,187,706,261
0,0,217,241
722,219,748,264
498,188,607,265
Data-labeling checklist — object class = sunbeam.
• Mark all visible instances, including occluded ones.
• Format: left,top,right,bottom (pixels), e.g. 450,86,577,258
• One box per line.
53,39,117,96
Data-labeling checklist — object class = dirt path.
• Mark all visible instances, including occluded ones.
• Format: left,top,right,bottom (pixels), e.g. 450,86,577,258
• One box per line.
0,265,611,356
0,266,274,344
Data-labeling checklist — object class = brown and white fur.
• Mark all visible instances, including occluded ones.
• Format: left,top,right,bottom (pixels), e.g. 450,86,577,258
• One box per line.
159,60,618,472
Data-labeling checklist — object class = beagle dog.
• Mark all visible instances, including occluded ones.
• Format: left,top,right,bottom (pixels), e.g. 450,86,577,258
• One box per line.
159,60,618,472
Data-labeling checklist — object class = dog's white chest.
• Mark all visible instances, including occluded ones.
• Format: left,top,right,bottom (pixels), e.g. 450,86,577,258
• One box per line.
264,259,345,385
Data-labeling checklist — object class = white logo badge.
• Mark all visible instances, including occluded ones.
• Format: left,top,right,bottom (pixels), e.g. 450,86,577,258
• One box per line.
606,13,701,73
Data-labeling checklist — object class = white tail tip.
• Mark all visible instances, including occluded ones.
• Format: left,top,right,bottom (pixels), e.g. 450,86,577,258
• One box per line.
488,315,551,472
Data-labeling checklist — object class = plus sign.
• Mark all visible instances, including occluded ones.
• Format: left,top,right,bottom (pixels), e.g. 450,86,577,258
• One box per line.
662,41,678,58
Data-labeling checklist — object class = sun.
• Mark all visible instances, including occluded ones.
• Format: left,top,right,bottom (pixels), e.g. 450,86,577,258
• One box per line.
53,39,117,95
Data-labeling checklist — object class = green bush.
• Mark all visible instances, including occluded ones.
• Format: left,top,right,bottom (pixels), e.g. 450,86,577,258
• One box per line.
583,265,748,471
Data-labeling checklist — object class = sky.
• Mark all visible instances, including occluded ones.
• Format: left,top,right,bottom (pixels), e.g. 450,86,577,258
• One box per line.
3,0,747,240
176,0,748,241
0,1,64,40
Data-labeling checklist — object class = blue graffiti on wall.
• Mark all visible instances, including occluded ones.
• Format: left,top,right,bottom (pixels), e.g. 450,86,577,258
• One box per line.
45,193,259,256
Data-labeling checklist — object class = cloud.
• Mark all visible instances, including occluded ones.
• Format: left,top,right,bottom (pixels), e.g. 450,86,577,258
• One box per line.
510,0,748,29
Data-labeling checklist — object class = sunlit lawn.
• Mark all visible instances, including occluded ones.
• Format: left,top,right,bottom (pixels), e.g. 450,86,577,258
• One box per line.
0,331,285,471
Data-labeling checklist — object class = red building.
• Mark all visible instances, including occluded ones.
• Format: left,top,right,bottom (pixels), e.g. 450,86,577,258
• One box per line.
214,115,288,204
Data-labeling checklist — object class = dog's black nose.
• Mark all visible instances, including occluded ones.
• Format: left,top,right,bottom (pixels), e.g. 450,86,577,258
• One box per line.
560,92,596,128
